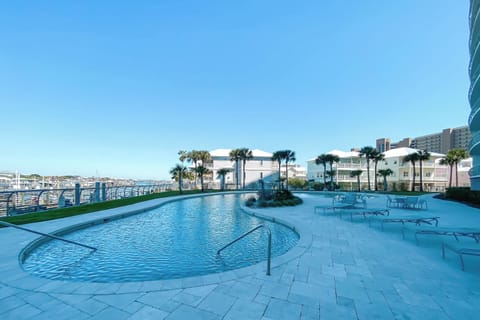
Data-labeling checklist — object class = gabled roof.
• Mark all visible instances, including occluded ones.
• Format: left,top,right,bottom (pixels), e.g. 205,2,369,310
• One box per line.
209,148,273,158
307,150,360,161
209,149,232,157
383,147,445,158
326,149,360,158
251,149,273,157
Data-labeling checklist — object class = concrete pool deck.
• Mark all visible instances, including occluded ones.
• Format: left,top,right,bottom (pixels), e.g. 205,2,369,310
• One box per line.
1,192,480,319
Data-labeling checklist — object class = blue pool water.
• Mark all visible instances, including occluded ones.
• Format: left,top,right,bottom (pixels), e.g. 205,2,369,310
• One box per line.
22,194,299,282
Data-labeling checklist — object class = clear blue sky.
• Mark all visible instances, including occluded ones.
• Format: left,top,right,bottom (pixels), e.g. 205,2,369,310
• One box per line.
0,1,471,180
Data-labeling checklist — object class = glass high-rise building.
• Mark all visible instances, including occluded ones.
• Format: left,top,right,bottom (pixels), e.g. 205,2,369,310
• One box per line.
469,0,480,190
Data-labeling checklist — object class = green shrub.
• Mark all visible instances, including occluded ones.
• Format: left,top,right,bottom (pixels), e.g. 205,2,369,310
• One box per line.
288,178,307,190
445,187,480,204
245,193,303,208
258,200,269,208
273,190,294,201
245,198,256,207
312,182,324,191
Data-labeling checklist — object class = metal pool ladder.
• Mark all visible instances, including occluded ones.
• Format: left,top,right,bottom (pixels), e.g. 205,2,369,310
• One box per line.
217,224,272,276
0,221,97,251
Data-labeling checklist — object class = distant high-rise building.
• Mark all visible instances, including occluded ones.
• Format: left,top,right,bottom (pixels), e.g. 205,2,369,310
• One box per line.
411,126,470,154
376,138,390,152
469,0,480,189
376,126,470,154
391,138,413,150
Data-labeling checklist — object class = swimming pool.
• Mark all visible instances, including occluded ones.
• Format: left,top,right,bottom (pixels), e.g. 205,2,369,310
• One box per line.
22,194,299,282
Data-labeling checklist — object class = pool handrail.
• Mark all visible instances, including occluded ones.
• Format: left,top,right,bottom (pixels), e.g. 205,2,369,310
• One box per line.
217,224,271,276
0,220,97,251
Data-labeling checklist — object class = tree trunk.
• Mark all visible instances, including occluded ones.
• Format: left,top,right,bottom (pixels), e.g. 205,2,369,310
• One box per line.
411,162,416,192
419,160,423,192
449,165,453,188
383,176,387,191
220,175,225,191
455,162,459,187
323,164,327,190
236,161,240,190
200,174,204,192
329,162,334,191
193,161,198,189
374,161,378,191
179,175,182,193
278,161,282,190
366,159,371,190
285,161,289,191
243,160,246,190
357,176,360,192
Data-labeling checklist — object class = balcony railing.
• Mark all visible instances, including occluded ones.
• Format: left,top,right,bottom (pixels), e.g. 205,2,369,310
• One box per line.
469,131,480,152
469,165,480,177
470,5,480,54
0,183,172,217
469,99,480,130
469,39,480,80
335,163,365,169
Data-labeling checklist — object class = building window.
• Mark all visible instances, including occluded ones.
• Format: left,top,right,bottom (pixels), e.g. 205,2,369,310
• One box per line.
260,160,263,166
426,172,431,177
260,172,263,179
403,172,408,177
394,161,397,165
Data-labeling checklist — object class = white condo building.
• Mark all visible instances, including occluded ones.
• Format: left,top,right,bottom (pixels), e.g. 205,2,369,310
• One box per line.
307,148,450,192
207,149,277,188
280,164,308,181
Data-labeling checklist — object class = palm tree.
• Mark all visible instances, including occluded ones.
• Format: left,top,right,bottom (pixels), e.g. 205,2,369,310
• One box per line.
325,170,335,186
451,149,468,187
187,150,201,169
359,146,376,191
315,154,328,189
187,150,201,188
378,169,393,191
350,170,363,192
195,165,210,192
284,150,296,190
403,152,420,192
417,150,431,192
216,168,231,191
440,154,456,188
170,164,187,193
324,154,340,190
371,150,385,191
229,149,242,190
198,150,212,165
178,150,188,166
238,148,253,189
272,151,285,190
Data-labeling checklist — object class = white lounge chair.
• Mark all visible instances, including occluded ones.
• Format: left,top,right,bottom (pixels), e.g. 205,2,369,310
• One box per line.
403,197,428,210
314,193,366,214
386,195,402,208
369,214,440,239
414,226,480,244
442,242,480,271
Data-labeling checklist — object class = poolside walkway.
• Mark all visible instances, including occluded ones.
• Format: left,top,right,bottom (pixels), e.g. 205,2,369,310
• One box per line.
1,192,480,319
